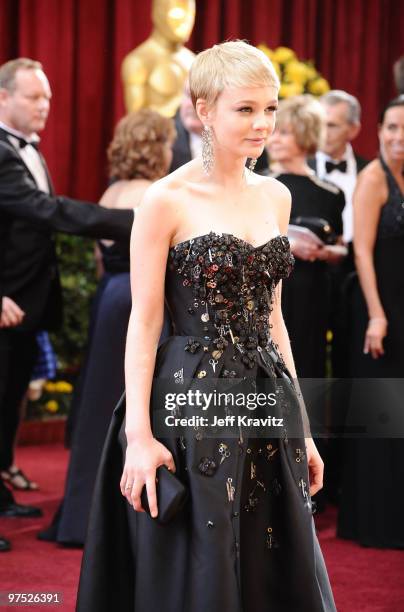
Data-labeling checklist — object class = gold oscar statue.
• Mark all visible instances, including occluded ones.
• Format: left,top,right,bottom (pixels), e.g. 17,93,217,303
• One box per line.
122,0,196,117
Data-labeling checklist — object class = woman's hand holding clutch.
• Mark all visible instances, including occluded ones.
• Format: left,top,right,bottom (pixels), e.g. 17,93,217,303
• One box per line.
120,437,175,518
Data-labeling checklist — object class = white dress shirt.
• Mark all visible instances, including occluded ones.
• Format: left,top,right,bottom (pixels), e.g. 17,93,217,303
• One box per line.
316,144,358,243
0,121,49,194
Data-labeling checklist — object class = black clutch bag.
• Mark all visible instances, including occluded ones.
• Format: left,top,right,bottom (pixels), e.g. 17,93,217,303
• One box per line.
291,216,337,245
140,465,187,525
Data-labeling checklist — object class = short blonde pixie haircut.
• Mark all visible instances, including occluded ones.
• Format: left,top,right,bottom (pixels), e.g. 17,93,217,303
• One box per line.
275,95,325,156
189,40,280,108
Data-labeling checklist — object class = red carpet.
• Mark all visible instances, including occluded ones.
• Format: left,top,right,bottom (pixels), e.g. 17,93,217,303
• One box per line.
1,444,404,612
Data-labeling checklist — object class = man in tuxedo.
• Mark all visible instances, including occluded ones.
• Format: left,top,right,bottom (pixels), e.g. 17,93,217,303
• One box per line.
310,90,368,247
0,57,133,521
309,90,369,505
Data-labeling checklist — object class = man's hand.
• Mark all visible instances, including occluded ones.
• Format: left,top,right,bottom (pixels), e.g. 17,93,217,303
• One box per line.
0,297,25,328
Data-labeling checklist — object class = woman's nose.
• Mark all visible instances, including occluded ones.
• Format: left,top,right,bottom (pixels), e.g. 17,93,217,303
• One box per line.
252,121,268,135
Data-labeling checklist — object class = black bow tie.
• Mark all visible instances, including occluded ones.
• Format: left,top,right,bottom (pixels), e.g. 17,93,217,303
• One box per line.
4,131,39,150
17,136,39,151
325,160,347,173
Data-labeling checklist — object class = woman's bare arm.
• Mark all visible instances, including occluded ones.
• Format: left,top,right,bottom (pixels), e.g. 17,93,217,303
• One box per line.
266,180,297,377
353,163,388,357
120,182,179,517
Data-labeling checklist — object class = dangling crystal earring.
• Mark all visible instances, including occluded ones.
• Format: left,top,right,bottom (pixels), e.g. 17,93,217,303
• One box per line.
202,126,214,175
248,158,257,173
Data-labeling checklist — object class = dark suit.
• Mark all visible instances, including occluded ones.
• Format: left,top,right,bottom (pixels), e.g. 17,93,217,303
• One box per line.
0,127,133,470
169,113,193,172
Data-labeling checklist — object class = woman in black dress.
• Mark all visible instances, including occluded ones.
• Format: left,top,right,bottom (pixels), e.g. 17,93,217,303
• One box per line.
40,110,175,545
266,95,345,379
338,97,404,548
77,42,335,611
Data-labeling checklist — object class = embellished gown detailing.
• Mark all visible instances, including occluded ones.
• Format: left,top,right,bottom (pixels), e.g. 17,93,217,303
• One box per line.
77,231,336,612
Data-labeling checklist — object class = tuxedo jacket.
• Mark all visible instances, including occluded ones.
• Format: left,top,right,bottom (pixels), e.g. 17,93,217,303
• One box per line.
308,152,369,175
0,128,133,331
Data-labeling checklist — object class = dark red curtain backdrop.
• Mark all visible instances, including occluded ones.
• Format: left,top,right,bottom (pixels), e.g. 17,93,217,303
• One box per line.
0,0,402,200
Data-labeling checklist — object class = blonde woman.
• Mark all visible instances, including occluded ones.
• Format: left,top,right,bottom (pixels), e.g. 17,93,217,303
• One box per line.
78,42,336,612
266,95,345,379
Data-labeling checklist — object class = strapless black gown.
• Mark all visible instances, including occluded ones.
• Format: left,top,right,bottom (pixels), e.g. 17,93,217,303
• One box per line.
77,233,336,612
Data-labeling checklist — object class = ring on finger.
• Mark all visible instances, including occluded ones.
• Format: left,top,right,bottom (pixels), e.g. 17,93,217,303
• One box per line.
125,483,134,490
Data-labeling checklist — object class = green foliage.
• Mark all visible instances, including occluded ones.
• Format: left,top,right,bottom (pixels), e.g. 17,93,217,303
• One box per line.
50,234,97,372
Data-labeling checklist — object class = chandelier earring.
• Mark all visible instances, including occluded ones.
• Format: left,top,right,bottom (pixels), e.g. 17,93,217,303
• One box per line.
202,125,214,175
248,158,257,173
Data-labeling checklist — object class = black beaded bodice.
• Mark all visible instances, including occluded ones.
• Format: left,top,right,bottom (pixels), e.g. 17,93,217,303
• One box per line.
166,232,293,354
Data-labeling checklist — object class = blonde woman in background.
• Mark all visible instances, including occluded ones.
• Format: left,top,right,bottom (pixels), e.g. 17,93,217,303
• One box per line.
266,95,345,380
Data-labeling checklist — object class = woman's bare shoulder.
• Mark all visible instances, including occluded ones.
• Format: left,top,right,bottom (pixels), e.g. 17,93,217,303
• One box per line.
135,173,190,242
357,158,385,186
355,159,387,203
140,171,188,209
99,181,126,207
251,174,291,232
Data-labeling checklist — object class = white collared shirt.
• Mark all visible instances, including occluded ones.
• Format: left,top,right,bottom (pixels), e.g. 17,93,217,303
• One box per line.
0,121,49,194
316,144,358,243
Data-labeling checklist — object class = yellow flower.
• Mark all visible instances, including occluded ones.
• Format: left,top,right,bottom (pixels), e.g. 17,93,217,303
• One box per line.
273,46,296,64
307,77,330,96
54,381,73,393
284,61,309,85
45,400,59,413
305,64,318,81
44,382,56,392
258,44,275,61
279,82,304,98
257,43,330,99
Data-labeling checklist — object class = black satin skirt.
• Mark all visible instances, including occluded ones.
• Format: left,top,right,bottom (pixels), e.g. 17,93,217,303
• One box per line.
77,336,336,612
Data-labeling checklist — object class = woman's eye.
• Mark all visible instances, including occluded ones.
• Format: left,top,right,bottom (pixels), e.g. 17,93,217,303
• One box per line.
237,106,277,114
